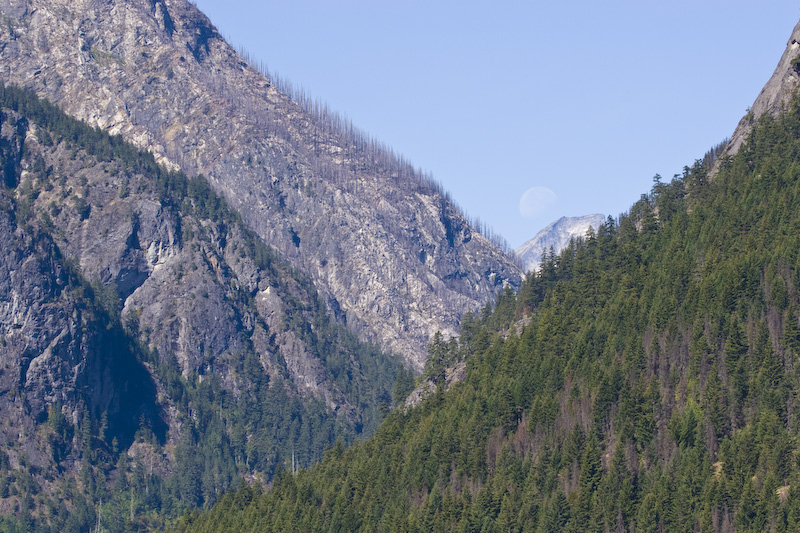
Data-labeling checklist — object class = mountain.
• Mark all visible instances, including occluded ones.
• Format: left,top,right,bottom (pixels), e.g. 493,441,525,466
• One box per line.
174,17,800,533
721,19,800,160
515,214,606,274
0,1,524,525
0,84,410,531
0,0,523,526
0,0,521,370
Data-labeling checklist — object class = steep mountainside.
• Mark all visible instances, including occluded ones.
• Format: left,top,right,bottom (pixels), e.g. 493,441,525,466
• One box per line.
0,0,522,368
0,181,162,473
721,19,800,160
0,85,404,531
515,214,606,274
176,20,800,533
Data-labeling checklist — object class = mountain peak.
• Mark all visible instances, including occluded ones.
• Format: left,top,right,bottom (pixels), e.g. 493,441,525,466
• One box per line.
722,18,800,159
514,214,606,273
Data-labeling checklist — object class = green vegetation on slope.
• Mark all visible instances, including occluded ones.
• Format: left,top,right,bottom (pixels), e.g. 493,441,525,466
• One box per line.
177,97,800,532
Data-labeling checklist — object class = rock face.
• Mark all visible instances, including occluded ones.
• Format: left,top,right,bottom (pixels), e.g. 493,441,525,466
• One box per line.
515,214,606,273
0,92,405,524
0,198,157,433
0,127,164,494
0,0,522,369
722,19,800,159
403,361,466,412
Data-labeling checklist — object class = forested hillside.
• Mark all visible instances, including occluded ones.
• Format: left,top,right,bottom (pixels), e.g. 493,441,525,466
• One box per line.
176,93,800,533
0,84,403,532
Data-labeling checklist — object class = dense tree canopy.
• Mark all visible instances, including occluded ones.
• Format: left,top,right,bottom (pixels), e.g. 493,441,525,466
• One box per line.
177,96,800,533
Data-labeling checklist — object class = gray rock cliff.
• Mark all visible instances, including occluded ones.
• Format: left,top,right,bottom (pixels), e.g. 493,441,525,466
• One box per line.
720,19,800,161
0,0,522,369
0,95,404,521
0,169,163,499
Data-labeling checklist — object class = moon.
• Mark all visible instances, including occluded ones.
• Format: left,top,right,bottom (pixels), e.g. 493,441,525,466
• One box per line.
519,186,557,218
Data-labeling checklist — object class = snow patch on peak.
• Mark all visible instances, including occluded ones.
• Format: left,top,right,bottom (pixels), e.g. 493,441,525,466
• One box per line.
515,214,606,274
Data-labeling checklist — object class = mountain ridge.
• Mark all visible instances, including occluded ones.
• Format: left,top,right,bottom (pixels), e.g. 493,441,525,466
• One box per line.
719,18,800,162
0,0,522,369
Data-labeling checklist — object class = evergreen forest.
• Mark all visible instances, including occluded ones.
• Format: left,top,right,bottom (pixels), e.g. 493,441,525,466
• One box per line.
175,95,800,532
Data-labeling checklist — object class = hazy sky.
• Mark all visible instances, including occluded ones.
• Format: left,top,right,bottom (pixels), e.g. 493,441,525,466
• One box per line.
193,0,799,248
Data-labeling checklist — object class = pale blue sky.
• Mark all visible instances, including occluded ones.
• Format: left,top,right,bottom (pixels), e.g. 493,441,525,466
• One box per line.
193,0,799,248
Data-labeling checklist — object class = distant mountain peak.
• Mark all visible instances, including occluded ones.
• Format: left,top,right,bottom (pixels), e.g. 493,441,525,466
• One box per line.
515,214,606,273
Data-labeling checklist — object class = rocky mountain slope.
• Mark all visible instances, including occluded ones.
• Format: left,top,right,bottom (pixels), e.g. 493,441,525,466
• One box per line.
720,19,800,160
0,85,405,530
0,0,522,369
514,214,606,273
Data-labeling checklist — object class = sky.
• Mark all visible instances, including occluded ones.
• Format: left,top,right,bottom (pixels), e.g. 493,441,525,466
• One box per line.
192,0,800,249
